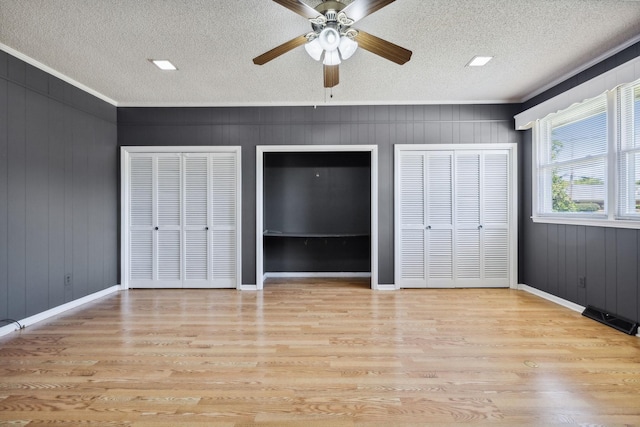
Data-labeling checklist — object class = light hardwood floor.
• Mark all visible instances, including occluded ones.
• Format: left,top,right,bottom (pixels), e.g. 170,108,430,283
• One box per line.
1,278,639,426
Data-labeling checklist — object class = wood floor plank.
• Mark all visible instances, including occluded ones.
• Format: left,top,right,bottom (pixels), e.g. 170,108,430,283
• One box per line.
1,279,639,426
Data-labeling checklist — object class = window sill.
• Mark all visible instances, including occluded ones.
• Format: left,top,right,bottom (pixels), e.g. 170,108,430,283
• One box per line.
531,216,640,230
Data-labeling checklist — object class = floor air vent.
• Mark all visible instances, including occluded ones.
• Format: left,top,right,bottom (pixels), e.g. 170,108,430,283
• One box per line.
582,305,638,336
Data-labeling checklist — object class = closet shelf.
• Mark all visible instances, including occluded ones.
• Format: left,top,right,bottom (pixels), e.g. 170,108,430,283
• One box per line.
264,230,369,238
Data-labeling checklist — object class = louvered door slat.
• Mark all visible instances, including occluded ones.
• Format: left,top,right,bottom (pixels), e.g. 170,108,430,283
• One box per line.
484,153,509,225
211,154,237,227
130,157,153,227
427,154,452,225
184,157,208,226
157,230,181,280
130,230,153,280
185,230,208,280
428,229,453,279
157,157,181,226
456,154,480,225
400,154,425,226
484,229,509,279
456,229,481,279
400,229,426,280
212,230,236,284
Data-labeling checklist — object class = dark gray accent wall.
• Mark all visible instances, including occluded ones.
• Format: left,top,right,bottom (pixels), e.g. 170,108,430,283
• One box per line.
263,151,371,273
0,50,118,321
264,151,371,235
118,104,520,285
519,41,640,324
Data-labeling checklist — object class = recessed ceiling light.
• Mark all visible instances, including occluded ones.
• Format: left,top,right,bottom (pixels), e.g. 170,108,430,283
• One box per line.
467,56,493,67
150,59,177,71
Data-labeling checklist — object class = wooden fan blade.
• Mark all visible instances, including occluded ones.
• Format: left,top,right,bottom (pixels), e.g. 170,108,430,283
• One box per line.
253,35,308,65
342,0,396,22
355,30,412,65
324,65,339,88
272,0,319,19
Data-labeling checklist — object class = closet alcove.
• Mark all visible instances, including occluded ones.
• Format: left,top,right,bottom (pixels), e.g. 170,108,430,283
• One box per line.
256,145,379,289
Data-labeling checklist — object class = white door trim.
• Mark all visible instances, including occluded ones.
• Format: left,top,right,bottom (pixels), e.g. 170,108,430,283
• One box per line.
256,145,379,290
121,146,242,290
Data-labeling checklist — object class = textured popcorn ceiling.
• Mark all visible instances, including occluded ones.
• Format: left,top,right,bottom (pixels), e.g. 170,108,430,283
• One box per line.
0,0,639,106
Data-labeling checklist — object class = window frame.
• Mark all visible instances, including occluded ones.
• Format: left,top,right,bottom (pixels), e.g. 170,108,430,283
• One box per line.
531,81,640,230
616,81,640,221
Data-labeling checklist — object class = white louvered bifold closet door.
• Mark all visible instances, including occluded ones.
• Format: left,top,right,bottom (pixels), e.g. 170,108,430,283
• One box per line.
210,153,238,288
397,151,454,288
454,151,510,287
129,156,154,284
396,147,512,289
425,152,454,287
398,152,427,287
481,151,510,286
183,154,210,287
127,150,239,289
128,153,182,288
156,155,182,286
455,153,482,285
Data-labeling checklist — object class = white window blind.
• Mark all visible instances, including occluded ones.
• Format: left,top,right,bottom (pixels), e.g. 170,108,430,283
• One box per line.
617,79,640,219
537,94,608,216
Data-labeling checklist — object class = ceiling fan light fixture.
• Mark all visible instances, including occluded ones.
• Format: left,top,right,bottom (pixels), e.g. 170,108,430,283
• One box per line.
323,50,341,66
254,0,413,88
304,38,323,61
338,36,358,60
318,27,340,52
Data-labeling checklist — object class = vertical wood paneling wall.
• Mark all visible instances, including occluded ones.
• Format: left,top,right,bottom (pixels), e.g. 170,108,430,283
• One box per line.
0,51,118,321
5,38,640,327
118,104,521,285
519,41,640,324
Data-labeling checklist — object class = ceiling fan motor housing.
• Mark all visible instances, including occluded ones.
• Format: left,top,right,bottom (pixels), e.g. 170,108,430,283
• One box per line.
324,10,338,21
314,1,347,13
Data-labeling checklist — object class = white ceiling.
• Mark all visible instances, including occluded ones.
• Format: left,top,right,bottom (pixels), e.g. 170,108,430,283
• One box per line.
1,0,639,107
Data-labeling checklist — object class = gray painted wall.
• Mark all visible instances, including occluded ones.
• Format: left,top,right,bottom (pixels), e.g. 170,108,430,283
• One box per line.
118,104,520,285
0,51,118,321
519,41,640,324
2,35,638,328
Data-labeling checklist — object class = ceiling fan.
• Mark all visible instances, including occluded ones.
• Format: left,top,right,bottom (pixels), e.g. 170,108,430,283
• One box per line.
253,0,412,88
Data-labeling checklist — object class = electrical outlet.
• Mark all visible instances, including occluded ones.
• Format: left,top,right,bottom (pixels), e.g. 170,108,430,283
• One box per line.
578,277,586,288
65,274,72,286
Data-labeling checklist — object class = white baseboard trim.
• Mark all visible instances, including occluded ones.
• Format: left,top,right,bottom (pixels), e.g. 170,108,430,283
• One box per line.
264,272,372,279
0,285,122,338
240,284,258,291
518,284,585,313
375,284,397,291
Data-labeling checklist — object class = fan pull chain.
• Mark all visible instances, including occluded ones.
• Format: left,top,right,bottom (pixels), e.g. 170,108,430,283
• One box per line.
324,87,334,103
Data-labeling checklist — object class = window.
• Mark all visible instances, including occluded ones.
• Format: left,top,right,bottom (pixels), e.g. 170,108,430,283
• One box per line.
536,94,608,217
533,78,640,228
617,80,640,219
